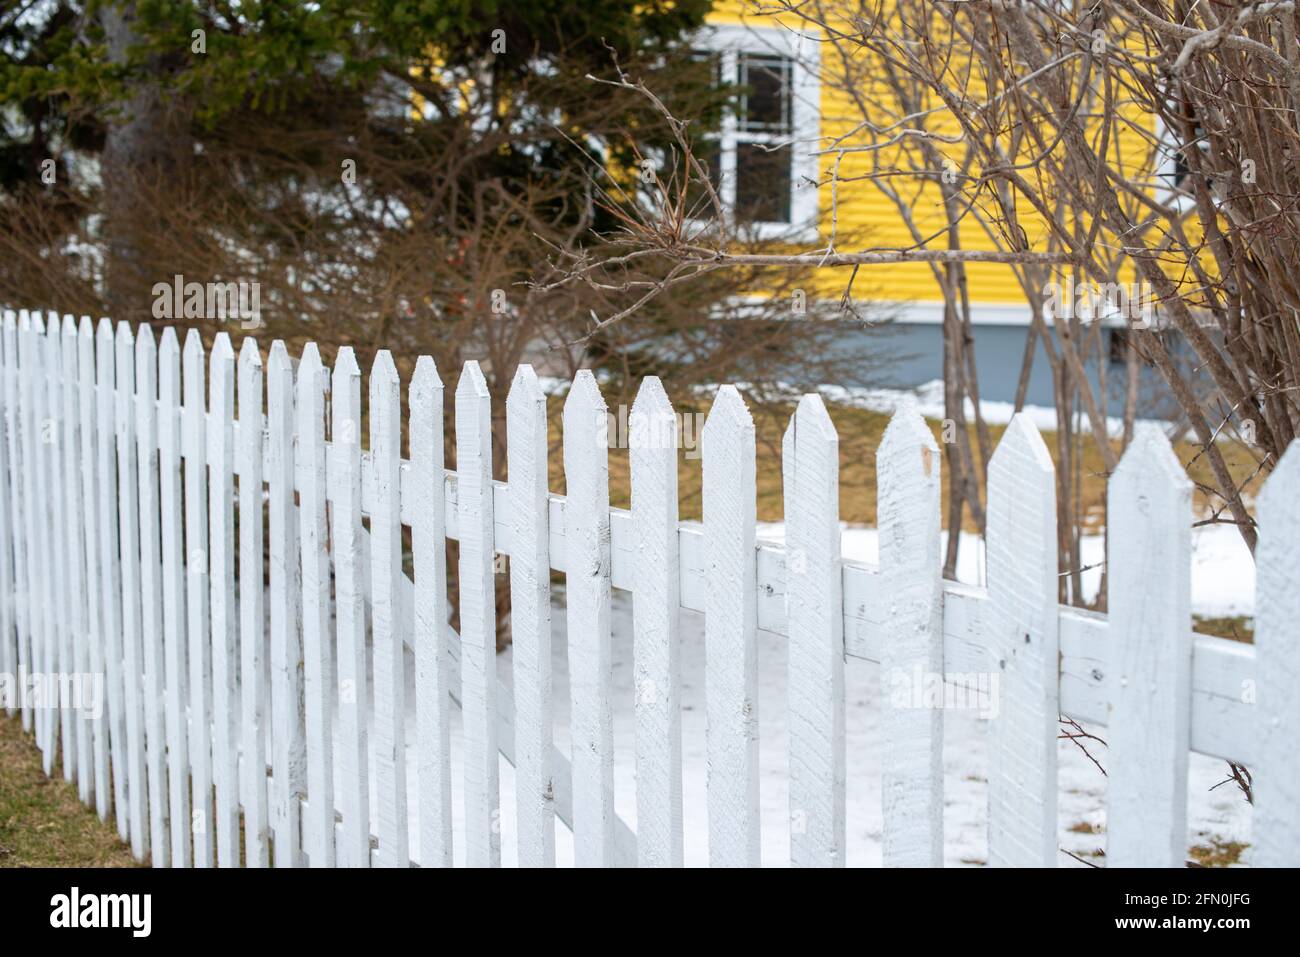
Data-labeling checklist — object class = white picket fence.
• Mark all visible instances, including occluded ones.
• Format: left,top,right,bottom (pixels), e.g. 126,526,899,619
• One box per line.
0,310,1296,868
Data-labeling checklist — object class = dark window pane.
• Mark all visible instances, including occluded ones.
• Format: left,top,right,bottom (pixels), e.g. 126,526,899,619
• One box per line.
736,142,791,223
1108,328,1128,365
739,54,791,132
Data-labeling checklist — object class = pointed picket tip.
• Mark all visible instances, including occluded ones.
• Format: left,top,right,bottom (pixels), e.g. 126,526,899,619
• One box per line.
1,308,14,326
631,375,672,417
562,369,604,425
457,360,489,402
159,325,180,359
31,310,44,333
786,392,837,445
115,318,134,345
268,339,291,375
703,384,753,440
61,314,77,338
299,341,322,375
212,331,235,363
333,344,359,378
46,312,60,343
238,335,262,369
881,393,938,458
183,326,205,361
508,363,542,406
77,315,93,340
136,322,157,359
1112,421,1189,491
990,412,1054,475
412,355,443,397
370,348,398,387
1258,439,1300,520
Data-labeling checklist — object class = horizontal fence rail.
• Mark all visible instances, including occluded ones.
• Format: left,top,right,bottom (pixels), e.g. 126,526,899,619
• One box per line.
0,310,1295,868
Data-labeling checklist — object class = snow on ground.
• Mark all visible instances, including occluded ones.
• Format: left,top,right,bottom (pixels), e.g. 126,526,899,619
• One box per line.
755,521,1255,618
376,580,1251,868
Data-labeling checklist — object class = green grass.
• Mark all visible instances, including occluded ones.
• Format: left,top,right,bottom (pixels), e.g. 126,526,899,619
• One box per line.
0,714,138,867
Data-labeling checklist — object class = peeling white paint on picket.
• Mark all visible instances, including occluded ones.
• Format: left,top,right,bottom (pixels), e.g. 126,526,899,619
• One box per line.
985,414,1059,868
1254,444,1300,866
702,385,760,868
330,346,369,868
563,371,615,868
135,325,170,868
209,333,240,867
268,341,303,868
458,361,499,868
1105,424,1192,868
371,350,408,869
630,377,681,868
507,364,552,868
158,328,191,867
96,318,128,841
238,337,269,868
412,356,451,868
183,330,214,868
62,317,92,801
877,397,943,867
4,317,1297,869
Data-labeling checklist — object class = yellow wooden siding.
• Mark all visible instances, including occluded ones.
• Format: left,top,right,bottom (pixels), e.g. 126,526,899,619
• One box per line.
706,3,1151,307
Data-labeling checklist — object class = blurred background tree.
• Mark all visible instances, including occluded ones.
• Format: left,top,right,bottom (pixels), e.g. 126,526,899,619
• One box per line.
1,0,885,645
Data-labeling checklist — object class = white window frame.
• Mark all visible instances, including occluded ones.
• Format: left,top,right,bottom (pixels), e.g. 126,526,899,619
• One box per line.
690,22,820,243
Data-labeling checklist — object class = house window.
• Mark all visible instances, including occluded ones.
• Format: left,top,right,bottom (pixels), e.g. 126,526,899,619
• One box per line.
689,26,819,241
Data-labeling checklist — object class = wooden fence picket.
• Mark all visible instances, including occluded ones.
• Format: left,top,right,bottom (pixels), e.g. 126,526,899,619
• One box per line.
158,328,191,867
62,317,91,802
237,336,269,868
209,333,240,867
0,314,16,723
135,325,170,866
183,330,214,867
329,346,369,868
79,317,109,820
985,413,1059,868
701,384,759,868
507,364,553,868
268,341,303,868
96,318,128,841
116,322,148,859
412,356,451,867
48,317,75,783
877,398,944,867
36,316,57,770
16,314,39,742
562,370,614,868
629,376,681,868
784,394,844,868
458,361,499,867
371,350,409,869
299,343,335,868
1,312,24,730
33,317,52,767
1254,441,1300,866
1106,424,1192,867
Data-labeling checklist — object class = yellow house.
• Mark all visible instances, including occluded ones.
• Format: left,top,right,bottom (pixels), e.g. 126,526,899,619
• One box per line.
695,3,1165,407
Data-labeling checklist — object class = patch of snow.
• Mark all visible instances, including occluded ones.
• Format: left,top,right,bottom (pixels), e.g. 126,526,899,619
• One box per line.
379,583,1251,867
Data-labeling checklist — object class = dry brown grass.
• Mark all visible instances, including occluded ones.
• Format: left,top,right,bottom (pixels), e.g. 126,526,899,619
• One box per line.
0,715,139,867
